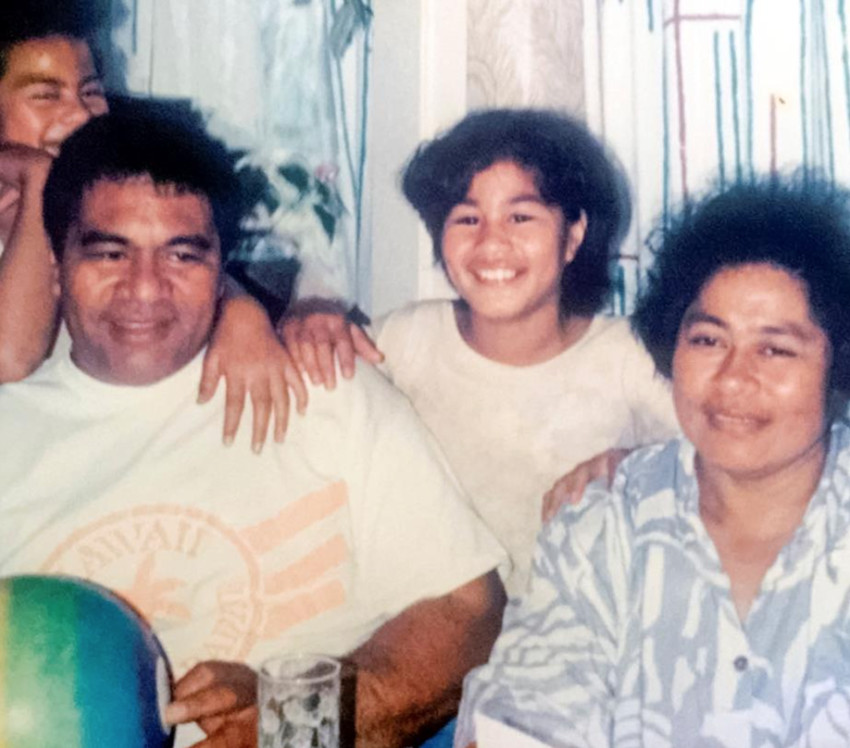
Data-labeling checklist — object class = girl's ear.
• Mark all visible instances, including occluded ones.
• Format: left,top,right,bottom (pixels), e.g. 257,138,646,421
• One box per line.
563,210,588,264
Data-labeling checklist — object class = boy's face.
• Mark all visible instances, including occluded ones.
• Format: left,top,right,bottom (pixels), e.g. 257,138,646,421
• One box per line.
440,160,586,327
0,35,108,154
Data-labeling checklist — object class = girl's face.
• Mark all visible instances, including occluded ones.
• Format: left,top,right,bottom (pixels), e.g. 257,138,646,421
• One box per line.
440,160,585,327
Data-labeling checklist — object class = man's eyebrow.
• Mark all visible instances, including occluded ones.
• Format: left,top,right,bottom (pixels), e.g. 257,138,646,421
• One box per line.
166,235,214,251
14,74,64,88
79,229,127,246
80,74,104,87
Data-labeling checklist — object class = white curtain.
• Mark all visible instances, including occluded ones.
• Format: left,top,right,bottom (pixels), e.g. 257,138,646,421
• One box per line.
112,0,370,302
585,0,850,311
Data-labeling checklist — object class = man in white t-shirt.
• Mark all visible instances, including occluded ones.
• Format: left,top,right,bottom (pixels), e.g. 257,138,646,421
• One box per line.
0,102,506,748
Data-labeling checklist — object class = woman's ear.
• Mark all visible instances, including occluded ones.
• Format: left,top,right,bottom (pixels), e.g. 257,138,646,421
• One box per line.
563,210,588,264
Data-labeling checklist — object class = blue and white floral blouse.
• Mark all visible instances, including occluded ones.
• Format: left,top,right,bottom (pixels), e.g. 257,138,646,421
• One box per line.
457,420,850,748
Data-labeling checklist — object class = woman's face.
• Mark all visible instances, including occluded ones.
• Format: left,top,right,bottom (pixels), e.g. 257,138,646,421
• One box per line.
672,262,831,482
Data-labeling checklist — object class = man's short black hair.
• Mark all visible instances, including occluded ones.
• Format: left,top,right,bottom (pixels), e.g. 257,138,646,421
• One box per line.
0,0,111,79
401,108,631,316
633,173,850,403
43,97,246,262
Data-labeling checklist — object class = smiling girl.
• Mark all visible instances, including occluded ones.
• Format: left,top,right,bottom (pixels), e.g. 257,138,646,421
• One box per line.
283,109,678,595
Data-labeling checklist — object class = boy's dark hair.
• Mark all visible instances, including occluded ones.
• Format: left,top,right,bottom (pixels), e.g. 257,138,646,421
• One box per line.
0,0,111,79
633,173,850,404
401,108,631,316
43,97,246,262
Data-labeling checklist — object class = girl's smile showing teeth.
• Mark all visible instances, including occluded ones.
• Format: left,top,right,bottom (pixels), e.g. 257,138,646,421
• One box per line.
475,267,519,283
440,161,586,339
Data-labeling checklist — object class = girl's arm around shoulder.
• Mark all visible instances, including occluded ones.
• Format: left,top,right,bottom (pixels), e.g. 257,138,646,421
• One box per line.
198,288,308,453
277,296,383,389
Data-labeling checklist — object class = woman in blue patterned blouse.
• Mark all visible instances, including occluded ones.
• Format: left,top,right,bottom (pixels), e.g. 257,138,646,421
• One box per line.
457,173,850,748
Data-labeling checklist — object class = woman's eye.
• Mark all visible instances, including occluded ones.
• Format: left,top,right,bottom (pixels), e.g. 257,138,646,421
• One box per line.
451,215,478,226
762,345,796,358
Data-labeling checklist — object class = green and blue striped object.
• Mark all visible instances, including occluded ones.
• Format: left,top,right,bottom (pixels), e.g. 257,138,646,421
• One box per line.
0,575,173,748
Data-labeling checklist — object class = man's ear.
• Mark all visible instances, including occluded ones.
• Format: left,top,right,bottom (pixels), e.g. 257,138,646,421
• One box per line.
563,210,588,264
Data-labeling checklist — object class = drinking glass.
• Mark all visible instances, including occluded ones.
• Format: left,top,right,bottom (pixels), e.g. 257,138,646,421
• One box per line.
258,654,341,748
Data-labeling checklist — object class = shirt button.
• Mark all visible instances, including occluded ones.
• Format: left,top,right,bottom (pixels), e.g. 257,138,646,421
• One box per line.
733,655,749,672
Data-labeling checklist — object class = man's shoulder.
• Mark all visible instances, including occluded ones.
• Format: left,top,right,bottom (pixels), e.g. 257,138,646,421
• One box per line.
614,439,689,532
556,441,682,531
0,354,65,408
298,359,417,435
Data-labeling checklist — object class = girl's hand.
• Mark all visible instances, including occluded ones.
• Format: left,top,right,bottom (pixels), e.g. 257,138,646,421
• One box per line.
541,448,631,522
278,297,383,390
199,295,308,452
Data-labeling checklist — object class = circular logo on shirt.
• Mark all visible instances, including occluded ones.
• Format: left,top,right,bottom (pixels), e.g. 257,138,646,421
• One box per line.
40,504,263,671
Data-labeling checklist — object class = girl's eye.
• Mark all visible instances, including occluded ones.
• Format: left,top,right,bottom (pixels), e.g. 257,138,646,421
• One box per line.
687,334,718,347
451,215,478,226
510,213,534,223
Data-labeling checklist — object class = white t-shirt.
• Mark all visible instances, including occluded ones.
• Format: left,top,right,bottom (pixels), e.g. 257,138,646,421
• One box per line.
373,300,679,596
0,350,505,747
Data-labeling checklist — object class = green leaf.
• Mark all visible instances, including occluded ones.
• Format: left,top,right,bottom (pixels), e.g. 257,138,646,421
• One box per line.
278,164,311,196
261,188,281,214
237,165,271,205
313,204,336,241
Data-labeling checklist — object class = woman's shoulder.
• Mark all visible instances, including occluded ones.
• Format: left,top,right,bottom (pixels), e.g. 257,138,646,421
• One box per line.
615,439,694,528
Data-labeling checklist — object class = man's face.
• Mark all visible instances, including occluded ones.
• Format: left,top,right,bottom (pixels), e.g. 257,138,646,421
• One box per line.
0,35,108,153
60,177,223,386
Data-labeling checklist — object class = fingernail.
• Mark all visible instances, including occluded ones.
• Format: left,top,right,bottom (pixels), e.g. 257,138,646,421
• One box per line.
164,703,187,725
223,435,234,447
252,441,263,455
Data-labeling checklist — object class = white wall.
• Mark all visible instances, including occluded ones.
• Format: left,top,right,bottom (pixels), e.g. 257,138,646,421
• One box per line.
363,0,463,317
364,0,586,317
